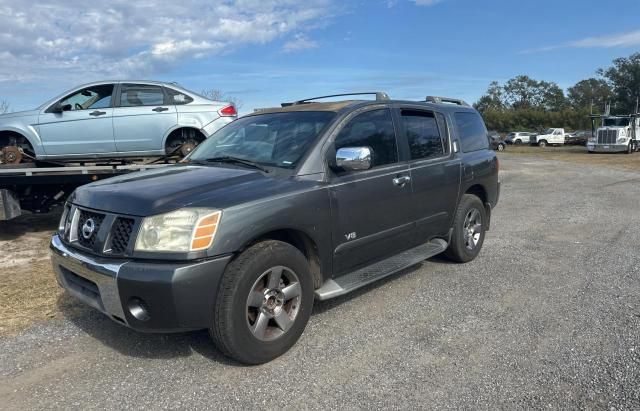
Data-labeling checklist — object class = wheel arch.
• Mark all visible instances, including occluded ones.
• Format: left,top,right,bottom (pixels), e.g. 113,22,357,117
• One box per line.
0,129,38,154
464,184,491,230
162,126,207,149
239,228,324,290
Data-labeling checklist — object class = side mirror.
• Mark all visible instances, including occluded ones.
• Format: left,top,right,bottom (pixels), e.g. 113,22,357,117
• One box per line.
50,102,71,113
336,147,372,171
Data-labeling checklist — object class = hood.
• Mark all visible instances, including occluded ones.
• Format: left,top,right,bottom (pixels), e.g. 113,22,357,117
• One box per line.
69,164,312,216
0,109,39,119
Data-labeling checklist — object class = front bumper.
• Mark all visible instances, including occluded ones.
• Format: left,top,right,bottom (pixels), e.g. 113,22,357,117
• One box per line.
587,143,627,153
50,234,232,332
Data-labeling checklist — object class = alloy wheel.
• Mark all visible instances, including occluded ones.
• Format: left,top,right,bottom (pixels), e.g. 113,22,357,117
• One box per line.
246,266,302,341
463,208,482,250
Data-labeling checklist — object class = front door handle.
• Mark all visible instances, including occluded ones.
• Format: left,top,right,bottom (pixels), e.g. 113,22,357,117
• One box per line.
152,107,169,112
392,175,411,187
89,110,106,116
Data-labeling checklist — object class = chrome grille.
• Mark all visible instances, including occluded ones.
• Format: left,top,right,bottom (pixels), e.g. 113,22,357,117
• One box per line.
109,217,135,254
76,210,105,249
62,206,138,256
597,129,617,144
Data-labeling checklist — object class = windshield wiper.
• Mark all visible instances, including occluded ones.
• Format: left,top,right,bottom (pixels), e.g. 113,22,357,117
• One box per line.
196,156,270,173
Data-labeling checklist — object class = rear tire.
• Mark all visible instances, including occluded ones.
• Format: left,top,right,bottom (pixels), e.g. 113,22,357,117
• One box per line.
444,194,487,263
210,240,314,364
497,143,505,151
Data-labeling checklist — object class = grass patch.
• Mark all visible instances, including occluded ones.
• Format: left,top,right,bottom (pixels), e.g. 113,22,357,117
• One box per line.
500,145,640,171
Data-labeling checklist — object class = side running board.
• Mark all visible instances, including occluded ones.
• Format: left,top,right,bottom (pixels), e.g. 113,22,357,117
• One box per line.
315,238,448,301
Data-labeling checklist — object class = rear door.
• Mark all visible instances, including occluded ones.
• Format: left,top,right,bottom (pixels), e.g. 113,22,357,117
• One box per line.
328,107,415,275
37,84,116,156
112,83,177,153
397,107,461,241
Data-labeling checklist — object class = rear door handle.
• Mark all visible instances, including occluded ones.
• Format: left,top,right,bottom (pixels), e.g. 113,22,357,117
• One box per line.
152,107,169,112
392,175,411,187
89,110,106,116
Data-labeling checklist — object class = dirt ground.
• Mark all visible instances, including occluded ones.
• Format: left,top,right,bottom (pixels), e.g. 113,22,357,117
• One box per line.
504,144,640,171
0,212,83,335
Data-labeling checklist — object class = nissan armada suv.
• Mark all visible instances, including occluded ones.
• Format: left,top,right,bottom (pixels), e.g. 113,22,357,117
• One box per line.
50,93,500,364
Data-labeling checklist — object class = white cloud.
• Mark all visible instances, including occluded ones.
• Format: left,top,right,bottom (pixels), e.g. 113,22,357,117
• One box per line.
523,29,640,53
0,0,334,84
387,0,443,6
282,34,319,53
412,0,443,6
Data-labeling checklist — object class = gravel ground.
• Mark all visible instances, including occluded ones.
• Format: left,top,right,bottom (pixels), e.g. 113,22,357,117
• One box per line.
0,154,639,410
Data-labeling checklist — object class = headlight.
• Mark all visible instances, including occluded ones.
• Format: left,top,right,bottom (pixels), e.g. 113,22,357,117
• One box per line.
135,208,221,253
618,137,628,143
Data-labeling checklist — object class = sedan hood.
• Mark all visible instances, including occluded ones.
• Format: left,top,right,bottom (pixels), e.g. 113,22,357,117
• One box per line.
0,109,39,119
69,165,298,216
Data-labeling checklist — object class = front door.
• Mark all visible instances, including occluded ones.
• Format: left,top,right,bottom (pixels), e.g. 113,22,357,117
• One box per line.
328,108,415,276
112,83,177,153
38,84,116,156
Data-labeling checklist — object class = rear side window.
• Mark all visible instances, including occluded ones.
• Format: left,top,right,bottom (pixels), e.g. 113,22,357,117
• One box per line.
454,112,489,152
400,110,445,160
165,87,194,105
120,84,165,107
334,109,398,168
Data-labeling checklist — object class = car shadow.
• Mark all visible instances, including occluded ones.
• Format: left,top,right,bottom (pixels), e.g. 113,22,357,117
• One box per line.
0,211,61,241
56,294,243,366
55,255,456,364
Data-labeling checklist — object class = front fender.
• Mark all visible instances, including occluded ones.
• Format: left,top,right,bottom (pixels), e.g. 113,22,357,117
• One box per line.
0,123,45,157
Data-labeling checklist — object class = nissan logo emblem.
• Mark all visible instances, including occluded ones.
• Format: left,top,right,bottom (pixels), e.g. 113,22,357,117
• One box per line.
82,218,96,240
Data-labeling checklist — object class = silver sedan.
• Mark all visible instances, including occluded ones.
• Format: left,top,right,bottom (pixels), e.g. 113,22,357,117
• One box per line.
0,80,237,164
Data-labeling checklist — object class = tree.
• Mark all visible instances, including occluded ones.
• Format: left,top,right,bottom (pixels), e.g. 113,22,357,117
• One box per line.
0,100,9,114
474,81,504,112
476,76,566,113
567,78,613,111
200,89,243,110
598,52,640,114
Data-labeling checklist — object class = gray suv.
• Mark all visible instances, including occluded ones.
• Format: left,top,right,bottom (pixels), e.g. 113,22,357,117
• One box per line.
0,81,237,165
50,93,500,364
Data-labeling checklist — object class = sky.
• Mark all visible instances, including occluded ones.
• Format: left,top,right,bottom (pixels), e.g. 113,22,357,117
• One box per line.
1,0,640,113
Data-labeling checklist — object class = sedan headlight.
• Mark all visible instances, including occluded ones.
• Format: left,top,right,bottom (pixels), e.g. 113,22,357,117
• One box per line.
135,208,221,252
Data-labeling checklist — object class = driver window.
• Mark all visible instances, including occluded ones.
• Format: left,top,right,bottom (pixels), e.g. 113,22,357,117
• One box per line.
60,84,114,111
333,109,398,170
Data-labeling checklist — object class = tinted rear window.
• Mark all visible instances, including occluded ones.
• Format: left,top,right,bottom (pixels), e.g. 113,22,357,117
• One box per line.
454,112,489,152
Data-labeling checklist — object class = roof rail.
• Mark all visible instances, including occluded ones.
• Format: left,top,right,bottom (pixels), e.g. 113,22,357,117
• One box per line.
425,96,470,107
282,92,390,107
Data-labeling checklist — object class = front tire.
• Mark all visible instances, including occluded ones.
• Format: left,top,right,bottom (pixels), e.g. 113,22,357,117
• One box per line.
538,140,547,148
497,143,505,151
444,194,487,263
626,142,633,154
211,240,314,364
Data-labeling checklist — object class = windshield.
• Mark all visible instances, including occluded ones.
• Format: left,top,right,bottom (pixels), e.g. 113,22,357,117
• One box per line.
543,128,555,135
603,117,630,127
189,111,336,169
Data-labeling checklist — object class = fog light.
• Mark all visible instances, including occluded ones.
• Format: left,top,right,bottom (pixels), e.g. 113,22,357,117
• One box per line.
128,297,150,321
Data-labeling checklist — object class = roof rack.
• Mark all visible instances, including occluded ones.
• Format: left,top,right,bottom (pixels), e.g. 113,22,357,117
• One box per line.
425,96,470,107
282,92,390,107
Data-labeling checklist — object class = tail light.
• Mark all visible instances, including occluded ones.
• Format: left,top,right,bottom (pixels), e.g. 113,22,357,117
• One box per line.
218,105,237,117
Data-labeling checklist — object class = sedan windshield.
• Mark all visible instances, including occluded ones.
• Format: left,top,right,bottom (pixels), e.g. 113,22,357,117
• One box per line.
189,111,336,169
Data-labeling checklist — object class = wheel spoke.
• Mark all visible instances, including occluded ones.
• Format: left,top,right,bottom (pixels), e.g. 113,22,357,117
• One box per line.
282,282,301,301
273,310,292,332
251,312,269,338
267,267,283,289
247,291,264,308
